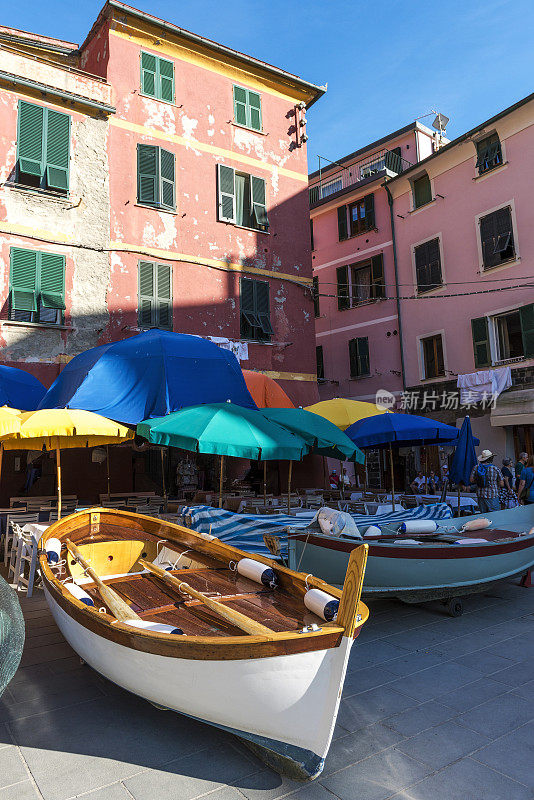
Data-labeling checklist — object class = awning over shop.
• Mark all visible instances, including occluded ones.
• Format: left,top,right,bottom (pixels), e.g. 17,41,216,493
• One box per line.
490,389,534,426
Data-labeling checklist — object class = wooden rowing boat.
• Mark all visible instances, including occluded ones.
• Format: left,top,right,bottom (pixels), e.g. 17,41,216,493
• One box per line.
287,505,534,614
38,508,369,780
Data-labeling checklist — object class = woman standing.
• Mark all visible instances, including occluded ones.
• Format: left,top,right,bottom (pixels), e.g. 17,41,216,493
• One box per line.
500,458,519,509
518,456,534,505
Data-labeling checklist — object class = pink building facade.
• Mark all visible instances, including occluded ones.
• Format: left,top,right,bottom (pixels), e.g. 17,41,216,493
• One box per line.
313,93,534,467
0,1,324,407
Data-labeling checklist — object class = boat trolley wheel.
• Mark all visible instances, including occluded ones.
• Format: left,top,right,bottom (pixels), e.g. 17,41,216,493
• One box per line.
444,597,463,617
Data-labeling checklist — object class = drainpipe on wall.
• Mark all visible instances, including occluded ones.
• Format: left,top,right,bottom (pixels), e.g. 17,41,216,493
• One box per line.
384,182,406,392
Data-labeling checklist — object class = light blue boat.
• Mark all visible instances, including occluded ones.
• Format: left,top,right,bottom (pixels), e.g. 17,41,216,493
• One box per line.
288,505,534,613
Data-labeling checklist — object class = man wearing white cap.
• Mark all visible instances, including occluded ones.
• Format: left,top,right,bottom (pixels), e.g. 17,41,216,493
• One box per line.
470,450,504,513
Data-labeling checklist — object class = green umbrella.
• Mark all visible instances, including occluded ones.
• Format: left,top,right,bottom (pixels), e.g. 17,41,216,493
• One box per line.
258,408,365,464
137,403,309,508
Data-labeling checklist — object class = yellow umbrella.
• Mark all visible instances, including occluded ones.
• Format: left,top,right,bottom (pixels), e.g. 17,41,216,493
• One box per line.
305,398,390,431
2,409,133,517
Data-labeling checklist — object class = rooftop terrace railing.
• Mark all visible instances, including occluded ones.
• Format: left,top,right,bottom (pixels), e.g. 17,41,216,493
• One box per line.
309,148,412,206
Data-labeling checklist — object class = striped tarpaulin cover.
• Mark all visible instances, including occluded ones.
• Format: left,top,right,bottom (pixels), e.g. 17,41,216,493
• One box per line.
179,503,453,558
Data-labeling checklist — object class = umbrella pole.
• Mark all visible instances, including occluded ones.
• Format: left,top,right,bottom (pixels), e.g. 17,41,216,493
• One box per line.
424,448,428,494
389,443,395,511
106,445,111,497
219,455,224,508
263,461,267,506
160,448,167,507
340,460,345,500
457,485,461,517
56,443,62,520
287,460,292,515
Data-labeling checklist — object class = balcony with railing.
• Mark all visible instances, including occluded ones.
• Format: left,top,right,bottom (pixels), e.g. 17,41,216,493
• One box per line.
309,148,412,206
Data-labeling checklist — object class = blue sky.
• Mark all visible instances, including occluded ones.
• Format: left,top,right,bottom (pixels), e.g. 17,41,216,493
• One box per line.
5,0,534,170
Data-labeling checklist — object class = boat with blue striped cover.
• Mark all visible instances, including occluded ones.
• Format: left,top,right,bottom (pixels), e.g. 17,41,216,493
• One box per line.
39,508,369,780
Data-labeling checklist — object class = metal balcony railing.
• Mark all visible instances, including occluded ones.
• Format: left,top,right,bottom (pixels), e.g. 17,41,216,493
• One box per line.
309,148,412,206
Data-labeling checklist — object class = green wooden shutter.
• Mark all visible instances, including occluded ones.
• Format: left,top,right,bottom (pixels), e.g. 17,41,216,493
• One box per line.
10,248,38,312
357,337,370,376
316,345,325,382
247,90,262,131
337,205,348,241
17,101,44,177
336,265,349,310
156,263,172,330
158,57,175,103
138,261,155,327
141,52,157,97
137,144,158,206
348,338,358,377
159,148,175,209
40,252,65,309
520,303,534,358
364,194,375,229
45,109,70,191
471,316,491,367
256,281,272,337
233,86,248,127
310,219,314,250
313,275,320,317
240,277,255,338
413,174,432,208
217,164,235,222
371,254,385,299
251,175,268,228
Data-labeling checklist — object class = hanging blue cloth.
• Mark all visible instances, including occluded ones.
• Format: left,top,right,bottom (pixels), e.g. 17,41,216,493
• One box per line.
0,365,46,410
449,416,478,486
39,330,257,424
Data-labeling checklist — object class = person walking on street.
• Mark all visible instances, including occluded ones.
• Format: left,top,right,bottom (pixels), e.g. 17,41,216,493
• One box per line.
518,456,534,505
515,452,529,491
470,450,504,513
500,458,519,509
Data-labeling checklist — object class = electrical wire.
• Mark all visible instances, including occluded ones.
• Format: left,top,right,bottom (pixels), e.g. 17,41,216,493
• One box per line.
318,282,534,301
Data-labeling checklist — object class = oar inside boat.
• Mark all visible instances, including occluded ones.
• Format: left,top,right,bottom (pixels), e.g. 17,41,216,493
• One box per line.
138,558,274,637
66,539,142,623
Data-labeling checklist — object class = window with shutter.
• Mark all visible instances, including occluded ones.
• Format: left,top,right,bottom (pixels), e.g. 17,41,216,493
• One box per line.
233,85,262,131
310,219,314,251
9,247,65,324
414,238,443,293
412,174,432,208
251,175,269,229
141,52,175,103
313,276,320,318
138,261,172,330
421,334,445,378
17,101,70,193
348,194,375,236
475,133,502,175
479,206,515,269
337,205,348,241
471,317,490,368
240,278,271,341
217,164,236,223
336,265,349,311
218,167,268,231
371,254,385,299
349,337,370,378
520,304,534,359
137,144,175,210
316,345,325,383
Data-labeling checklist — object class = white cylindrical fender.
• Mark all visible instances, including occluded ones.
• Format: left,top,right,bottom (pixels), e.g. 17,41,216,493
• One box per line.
45,538,62,565
462,518,491,531
64,582,94,607
392,539,420,544
364,525,382,537
455,538,489,544
237,558,277,589
398,520,437,534
123,619,184,635
304,588,339,622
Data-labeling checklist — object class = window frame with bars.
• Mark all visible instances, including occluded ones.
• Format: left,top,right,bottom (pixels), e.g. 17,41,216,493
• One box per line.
137,144,176,211
240,278,272,342
9,247,66,325
413,237,443,294
16,100,71,194
478,205,516,270
348,337,370,379
232,85,263,132
140,51,175,104
137,260,173,331
475,133,503,176
217,164,269,232
420,333,445,380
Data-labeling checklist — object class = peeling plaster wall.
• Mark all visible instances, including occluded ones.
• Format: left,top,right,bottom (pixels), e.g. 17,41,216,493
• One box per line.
0,87,111,380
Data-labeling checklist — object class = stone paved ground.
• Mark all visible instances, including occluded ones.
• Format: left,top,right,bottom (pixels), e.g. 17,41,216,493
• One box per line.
0,578,533,800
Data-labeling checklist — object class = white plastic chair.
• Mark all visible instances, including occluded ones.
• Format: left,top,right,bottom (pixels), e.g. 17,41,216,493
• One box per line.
10,526,39,597
3,513,39,567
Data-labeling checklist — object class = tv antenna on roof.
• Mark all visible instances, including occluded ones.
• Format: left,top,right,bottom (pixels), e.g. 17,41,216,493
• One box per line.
416,109,450,136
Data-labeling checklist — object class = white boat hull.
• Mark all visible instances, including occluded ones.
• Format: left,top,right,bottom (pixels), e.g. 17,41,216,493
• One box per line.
45,587,352,779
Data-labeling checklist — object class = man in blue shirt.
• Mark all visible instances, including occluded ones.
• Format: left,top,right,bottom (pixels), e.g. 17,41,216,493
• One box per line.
518,459,534,505
470,450,504,513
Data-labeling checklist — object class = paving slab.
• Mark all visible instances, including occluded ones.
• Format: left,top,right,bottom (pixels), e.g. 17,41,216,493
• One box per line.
0,780,41,800
382,700,455,736
471,721,534,788
455,691,533,738
394,719,490,769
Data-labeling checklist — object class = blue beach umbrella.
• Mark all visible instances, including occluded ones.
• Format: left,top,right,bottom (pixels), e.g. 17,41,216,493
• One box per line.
449,416,478,488
0,365,45,411
344,412,465,449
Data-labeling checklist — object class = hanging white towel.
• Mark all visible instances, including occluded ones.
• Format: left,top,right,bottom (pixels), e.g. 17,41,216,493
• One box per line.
457,367,512,404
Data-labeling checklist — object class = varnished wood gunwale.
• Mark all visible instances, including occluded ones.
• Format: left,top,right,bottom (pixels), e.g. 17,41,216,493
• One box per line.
40,508,369,660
